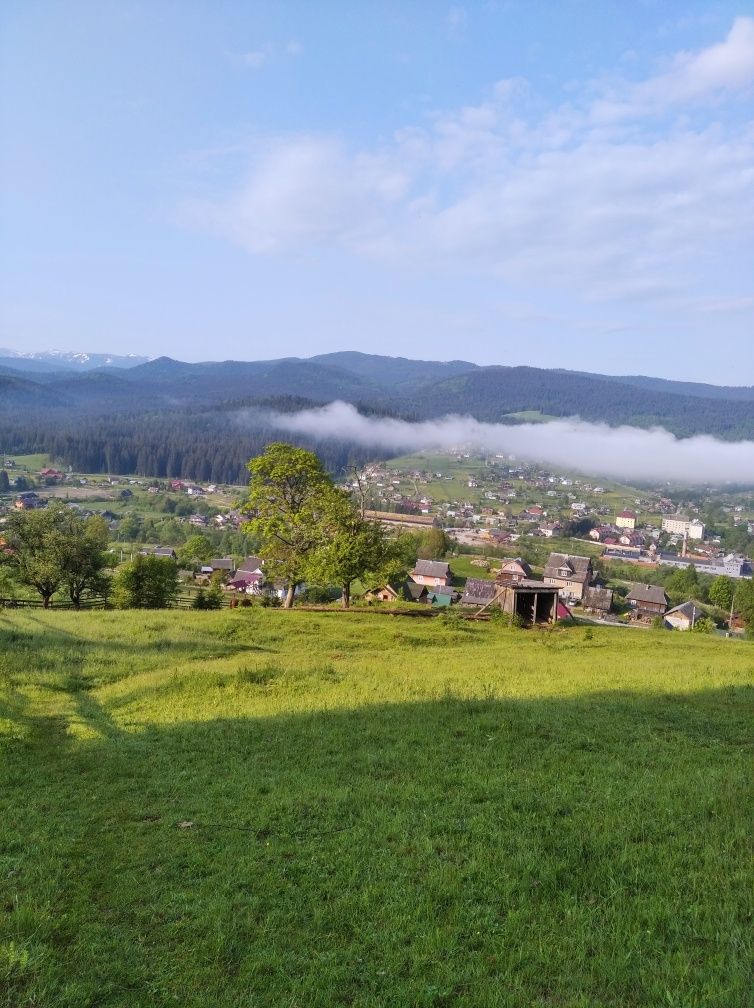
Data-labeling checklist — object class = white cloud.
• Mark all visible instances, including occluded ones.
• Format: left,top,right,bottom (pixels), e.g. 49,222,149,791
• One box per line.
267,401,754,485
196,20,754,309
240,47,271,69
184,137,409,253
591,16,754,122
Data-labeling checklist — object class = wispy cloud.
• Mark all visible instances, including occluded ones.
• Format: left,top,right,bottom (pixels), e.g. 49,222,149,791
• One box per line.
266,401,754,485
197,19,754,311
591,15,754,121
446,6,468,36
240,47,271,69
237,39,302,70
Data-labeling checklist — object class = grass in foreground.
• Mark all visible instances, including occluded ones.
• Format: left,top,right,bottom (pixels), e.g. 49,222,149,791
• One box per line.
1,610,752,1007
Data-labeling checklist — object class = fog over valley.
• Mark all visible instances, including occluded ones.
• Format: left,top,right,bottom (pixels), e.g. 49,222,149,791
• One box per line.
267,401,754,485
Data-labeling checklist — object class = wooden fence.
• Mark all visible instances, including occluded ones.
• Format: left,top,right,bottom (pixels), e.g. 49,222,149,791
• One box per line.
0,596,107,610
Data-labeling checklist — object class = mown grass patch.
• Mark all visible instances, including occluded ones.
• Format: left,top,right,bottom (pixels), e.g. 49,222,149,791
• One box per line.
0,609,752,1007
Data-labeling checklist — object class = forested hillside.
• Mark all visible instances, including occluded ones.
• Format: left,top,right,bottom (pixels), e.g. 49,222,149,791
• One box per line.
2,351,753,481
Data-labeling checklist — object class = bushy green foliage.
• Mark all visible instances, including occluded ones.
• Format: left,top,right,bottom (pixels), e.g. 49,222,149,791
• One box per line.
734,578,754,632
709,575,735,611
111,554,179,609
2,502,109,607
691,616,716,634
244,443,411,608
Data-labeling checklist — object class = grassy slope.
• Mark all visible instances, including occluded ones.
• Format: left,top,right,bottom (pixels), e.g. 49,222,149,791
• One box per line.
1,610,752,1008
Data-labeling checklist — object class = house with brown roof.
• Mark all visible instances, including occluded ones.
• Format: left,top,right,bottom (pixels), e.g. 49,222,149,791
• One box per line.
582,585,614,615
238,556,264,575
495,558,533,586
362,581,430,604
664,600,706,630
543,552,593,601
626,583,669,617
615,509,637,530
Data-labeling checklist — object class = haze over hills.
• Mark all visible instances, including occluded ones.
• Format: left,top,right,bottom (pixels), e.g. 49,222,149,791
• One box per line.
1,350,754,440
0,348,149,371
2,348,754,484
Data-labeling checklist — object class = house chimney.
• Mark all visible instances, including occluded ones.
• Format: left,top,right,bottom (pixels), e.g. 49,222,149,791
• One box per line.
681,533,687,558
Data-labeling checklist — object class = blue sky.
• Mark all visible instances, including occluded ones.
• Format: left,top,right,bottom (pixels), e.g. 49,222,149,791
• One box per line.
2,1,753,382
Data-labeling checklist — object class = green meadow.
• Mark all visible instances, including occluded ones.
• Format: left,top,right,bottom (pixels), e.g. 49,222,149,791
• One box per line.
1,609,752,1007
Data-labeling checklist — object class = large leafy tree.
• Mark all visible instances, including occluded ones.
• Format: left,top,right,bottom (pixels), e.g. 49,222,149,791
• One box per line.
61,513,110,609
243,443,336,609
734,578,754,634
3,502,110,609
178,534,213,569
111,555,179,609
708,575,734,612
667,563,699,601
307,496,414,608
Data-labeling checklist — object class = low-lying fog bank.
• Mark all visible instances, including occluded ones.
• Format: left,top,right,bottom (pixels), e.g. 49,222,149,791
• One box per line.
263,400,754,485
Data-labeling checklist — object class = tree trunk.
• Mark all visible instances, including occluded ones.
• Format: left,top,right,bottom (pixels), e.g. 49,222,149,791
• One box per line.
341,583,351,609
42,594,52,609
283,583,296,609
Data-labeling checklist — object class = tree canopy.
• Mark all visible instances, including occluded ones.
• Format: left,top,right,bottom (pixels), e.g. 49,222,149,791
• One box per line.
3,502,109,608
111,555,179,609
244,443,414,608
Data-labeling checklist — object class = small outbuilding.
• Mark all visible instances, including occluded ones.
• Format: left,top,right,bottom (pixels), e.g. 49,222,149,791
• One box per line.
664,600,706,630
582,585,614,615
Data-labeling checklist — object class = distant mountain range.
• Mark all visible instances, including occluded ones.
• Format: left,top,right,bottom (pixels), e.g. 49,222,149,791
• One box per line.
0,348,149,372
1,349,753,440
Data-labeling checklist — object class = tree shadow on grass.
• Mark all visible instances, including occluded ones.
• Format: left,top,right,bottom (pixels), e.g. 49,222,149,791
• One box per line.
0,686,752,1008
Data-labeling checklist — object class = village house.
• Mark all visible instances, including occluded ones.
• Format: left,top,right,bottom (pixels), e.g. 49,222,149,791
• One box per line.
626,583,669,618
39,467,65,482
619,532,645,548
582,585,614,616
14,491,43,510
226,571,264,595
495,558,533,585
204,557,236,575
363,584,401,603
409,559,452,588
538,521,562,538
223,556,265,594
521,504,545,519
138,546,177,559
404,582,430,603
542,552,594,602
460,578,498,607
664,601,706,631
615,509,637,530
